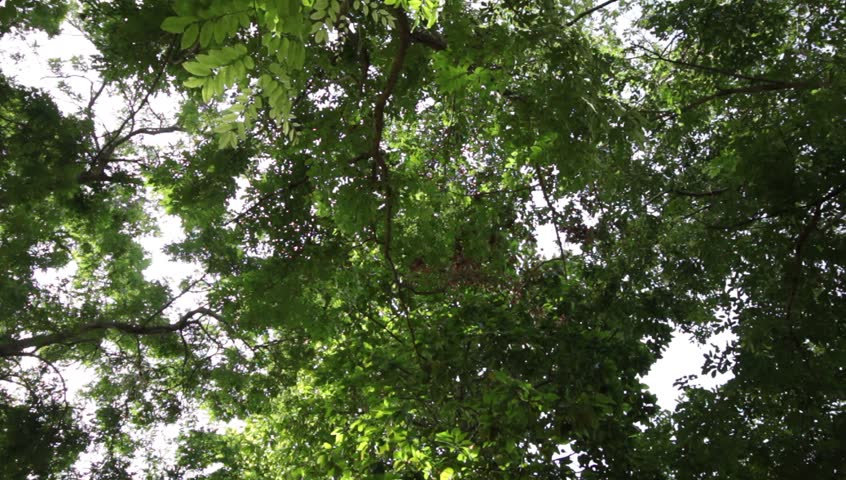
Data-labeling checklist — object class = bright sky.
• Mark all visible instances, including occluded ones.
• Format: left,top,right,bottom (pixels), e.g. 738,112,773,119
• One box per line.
1,9,734,473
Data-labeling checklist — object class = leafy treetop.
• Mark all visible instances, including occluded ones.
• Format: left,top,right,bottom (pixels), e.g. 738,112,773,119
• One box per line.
0,0,844,478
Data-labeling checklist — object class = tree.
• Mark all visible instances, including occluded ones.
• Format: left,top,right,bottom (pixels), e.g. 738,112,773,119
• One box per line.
0,0,843,478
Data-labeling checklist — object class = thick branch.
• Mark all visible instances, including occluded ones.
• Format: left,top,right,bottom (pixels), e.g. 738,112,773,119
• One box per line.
80,125,181,184
371,9,412,158
95,125,182,163
112,125,182,145
369,9,412,285
411,30,446,51
86,81,108,118
0,307,219,358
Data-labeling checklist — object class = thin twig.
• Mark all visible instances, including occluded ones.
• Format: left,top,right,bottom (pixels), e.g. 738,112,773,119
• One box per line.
19,352,70,408
670,188,728,198
678,81,824,113
637,46,790,85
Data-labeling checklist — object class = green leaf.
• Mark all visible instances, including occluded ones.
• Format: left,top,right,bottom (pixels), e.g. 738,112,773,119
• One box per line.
440,468,455,480
195,53,217,67
278,37,290,62
289,42,305,69
213,19,227,44
199,23,214,47
161,16,196,34
201,81,213,101
315,28,327,44
183,77,206,88
183,61,212,76
181,23,199,50
218,130,237,149
239,13,251,28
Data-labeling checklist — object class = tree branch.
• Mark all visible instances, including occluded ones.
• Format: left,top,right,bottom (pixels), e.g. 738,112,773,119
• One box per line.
224,174,310,227
0,307,219,358
369,8,412,291
638,46,790,85
567,0,618,26
113,125,183,145
670,188,729,198
371,9,412,159
784,185,846,319
411,30,447,51
785,205,822,320
533,163,569,271
83,45,176,182
678,81,824,113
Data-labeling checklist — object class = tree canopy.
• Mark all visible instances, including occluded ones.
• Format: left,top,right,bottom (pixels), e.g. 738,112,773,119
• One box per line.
0,0,844,478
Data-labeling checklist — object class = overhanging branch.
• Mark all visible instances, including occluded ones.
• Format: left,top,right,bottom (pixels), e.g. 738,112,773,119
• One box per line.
0,307,220,358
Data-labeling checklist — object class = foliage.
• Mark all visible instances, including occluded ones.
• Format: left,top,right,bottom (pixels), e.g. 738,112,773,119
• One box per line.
0,397,87,480
0,0,69,37
0,0,844,478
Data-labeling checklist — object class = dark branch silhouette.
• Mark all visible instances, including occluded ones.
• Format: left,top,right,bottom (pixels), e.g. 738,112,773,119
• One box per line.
0,307,220,358
411,30,447,51
638,46,790,85
567,0,618,26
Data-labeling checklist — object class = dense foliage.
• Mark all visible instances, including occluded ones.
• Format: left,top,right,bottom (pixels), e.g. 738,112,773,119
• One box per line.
1,0,844,477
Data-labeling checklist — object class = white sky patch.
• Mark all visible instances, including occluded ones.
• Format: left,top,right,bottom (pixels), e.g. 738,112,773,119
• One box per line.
642,330,735,411
140,190,202,286
1,26,98,92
